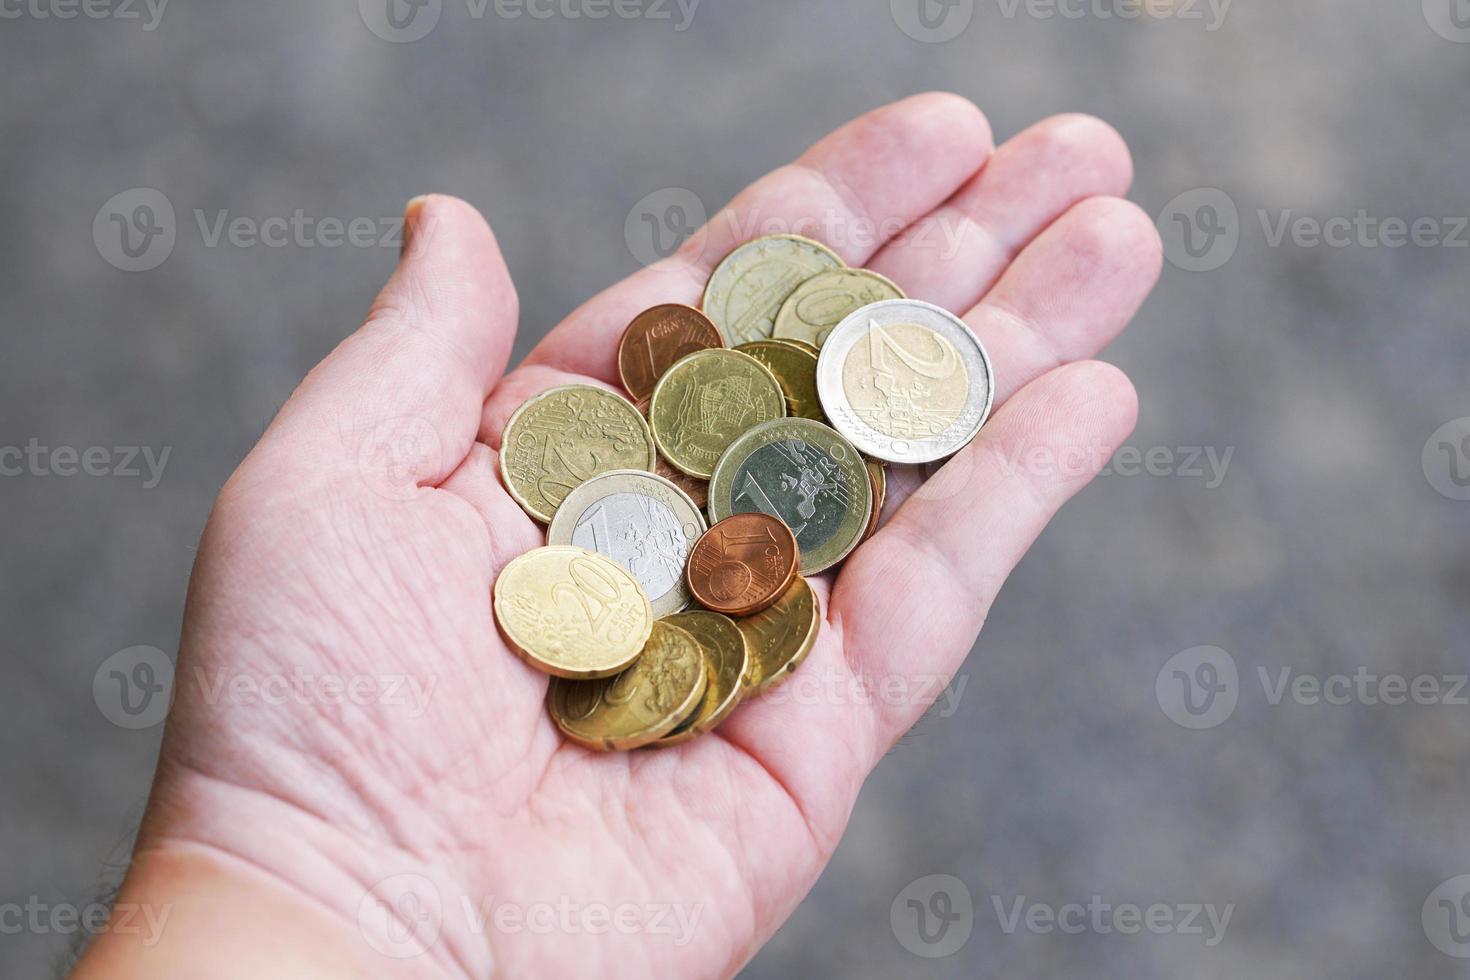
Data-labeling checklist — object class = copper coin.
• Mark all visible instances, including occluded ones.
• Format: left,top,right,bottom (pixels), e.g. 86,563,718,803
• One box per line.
685,513,799,617
617,304,724,400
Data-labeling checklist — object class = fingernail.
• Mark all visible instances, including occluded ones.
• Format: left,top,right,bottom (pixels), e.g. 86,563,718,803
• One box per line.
401,196,431,258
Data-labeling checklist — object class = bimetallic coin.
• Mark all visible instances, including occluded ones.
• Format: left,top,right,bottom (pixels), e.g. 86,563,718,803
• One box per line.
617,304,724,401
493,546,653,680
686,513,799,617
546,470,707,618
862,458,887,543
816,300,994,465
736,577,820,695
773,268,905,349
708,417,872,575
649,349,786,480
547,621,707,751
702,234,844,345
659,610,749,745
735,340,824,421
499,385,656,523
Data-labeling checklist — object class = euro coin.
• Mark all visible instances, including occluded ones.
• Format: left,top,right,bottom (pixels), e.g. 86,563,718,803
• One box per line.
547,620,707,751
702,234,844,345
493,546,653,679
862,457,887,543
546,470,707,618
633,396,711,508
649,348,786,480
686,513,799,617
735,340,824,421
499,384,656,523
658,610,749,745
708,417,872,574
772,268,905,349
736,577,820,695
815,299,994,465
616,304,724,401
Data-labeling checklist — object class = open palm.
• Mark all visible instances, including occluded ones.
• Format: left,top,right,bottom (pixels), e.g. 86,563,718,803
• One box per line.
140,94,1161,980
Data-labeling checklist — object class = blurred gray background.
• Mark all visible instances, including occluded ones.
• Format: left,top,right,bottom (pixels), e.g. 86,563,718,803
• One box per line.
4,1,1469,977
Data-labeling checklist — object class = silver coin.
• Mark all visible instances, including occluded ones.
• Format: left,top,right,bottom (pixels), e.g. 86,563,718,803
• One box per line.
546,470,707,617
815,299,995,464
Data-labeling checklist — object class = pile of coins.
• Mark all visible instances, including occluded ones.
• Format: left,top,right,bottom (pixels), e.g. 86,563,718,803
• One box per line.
493,234,995,751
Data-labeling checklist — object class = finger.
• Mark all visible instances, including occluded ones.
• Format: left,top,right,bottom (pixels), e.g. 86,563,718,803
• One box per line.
834,361,1140,755
256,195,519,487
866,113,1134,312
435,443,542,561
521,92,994,382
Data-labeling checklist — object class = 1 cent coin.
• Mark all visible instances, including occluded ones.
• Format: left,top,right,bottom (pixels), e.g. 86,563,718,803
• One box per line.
686,513,799,617
617,304,724,400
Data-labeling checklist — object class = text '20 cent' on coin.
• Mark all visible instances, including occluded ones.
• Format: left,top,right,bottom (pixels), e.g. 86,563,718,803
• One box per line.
816,299,995,465
735,340,824,421
658,610,749,746
736,577,820,696
547,620,708,751
617,304,725,401
708,417,872,575
493,546,653,680
499,384,657,523
649,348,787,480
773,268,906,349
546,470,707,618
686,513,799,617
702,234,844,346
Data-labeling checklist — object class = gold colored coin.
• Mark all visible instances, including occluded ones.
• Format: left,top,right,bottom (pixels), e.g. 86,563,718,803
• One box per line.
547,621,708,751
648,349,786,479
736,577,820,695
633,396,711,507
862,458,887,543
493,546,653,680
772,268,905,348
702,234,844,346
768,337,821,357
735,340,824,421
658,611,749,745
499,385,656,523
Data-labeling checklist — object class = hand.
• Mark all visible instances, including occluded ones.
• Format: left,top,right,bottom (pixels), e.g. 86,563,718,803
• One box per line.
75,93,1160,980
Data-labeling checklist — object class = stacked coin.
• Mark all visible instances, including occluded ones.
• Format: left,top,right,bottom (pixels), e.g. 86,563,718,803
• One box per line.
492,234,994,751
